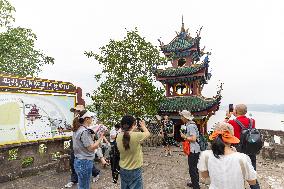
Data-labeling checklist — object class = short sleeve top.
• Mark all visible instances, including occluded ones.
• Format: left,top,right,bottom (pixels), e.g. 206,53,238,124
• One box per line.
163,120,174,135
72,126,95,160
198,150,257,189
116,131,150,170
185,121,200,153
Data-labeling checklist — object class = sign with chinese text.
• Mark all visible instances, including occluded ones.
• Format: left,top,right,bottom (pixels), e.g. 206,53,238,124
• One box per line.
0,74,76,94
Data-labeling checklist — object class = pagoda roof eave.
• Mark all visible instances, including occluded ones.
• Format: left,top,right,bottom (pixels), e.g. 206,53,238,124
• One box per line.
156,62,208,78
158,95,222,115
158,76,207,85
156,69,205,81
160,34,198,53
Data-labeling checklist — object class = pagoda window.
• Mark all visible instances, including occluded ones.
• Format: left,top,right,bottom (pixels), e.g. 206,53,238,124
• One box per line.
190,83,194,94
175,83,187,95
169,86,174,95
178,58,186,67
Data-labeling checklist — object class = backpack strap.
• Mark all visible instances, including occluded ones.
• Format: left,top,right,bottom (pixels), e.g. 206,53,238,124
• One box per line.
234,119,246,130
79,129,89,142
79,126,94,142
248,119,253,129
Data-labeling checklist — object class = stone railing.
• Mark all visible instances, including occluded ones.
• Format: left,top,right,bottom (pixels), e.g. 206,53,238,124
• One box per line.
259,129,284,160
0,138,71,183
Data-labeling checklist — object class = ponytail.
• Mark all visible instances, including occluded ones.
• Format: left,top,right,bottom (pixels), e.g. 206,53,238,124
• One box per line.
122,125,130,150
121,115,136,150
71,110,87,132
211,135,225,159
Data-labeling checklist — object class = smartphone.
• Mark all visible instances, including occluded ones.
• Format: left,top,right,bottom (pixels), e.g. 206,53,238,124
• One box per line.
136,117,141,128
229,104,234,113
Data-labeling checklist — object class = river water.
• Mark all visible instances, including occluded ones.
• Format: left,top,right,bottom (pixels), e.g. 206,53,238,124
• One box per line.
207,110,284,131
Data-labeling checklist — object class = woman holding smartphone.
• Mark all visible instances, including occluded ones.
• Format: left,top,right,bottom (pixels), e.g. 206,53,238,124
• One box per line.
116,115,150,189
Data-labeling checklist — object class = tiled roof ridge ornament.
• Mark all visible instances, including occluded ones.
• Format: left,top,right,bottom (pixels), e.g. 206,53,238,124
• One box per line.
196,26,203,37
215,82,224,97
181,15,186,33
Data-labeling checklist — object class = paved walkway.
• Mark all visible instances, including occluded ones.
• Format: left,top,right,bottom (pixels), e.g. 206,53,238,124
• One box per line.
0,147,283,189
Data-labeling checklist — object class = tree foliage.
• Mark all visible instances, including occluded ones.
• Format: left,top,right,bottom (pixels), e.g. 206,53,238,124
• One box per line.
85,29,167,126
0,0,54,77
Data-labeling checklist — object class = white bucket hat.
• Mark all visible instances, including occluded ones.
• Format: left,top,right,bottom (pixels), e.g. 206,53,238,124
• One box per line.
179,110,194,120
80,111,95,119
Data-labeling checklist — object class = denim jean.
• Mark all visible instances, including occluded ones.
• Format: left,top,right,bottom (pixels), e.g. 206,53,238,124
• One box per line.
70,152,100,183
120,168,143,189
74,158,93,189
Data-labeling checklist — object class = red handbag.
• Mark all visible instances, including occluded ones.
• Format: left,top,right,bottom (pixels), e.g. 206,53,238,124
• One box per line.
182,141,190,155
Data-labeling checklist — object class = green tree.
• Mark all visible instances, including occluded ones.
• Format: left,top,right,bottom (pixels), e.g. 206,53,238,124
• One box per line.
85,29,166,126
0,0,54,77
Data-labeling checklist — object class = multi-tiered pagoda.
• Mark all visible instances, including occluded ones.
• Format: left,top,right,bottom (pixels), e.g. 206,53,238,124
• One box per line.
156,19,222,134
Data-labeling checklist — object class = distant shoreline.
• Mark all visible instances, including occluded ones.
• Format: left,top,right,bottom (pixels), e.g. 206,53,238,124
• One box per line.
220,104,284,114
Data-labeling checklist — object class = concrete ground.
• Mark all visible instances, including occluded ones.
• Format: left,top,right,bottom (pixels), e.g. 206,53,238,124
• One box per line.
0,147,283,189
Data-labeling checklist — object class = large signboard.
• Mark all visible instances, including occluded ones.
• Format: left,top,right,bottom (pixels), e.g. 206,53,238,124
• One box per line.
0,92,75,146
0,74,76,94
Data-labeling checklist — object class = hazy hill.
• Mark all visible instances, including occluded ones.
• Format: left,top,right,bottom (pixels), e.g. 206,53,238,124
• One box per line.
220,104,284,114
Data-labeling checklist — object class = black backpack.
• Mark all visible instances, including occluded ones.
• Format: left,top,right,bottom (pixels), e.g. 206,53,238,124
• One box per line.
234,118,263,155
198,133,208,151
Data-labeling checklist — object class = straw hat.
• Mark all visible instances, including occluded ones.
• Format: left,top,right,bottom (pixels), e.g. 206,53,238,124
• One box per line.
179,110,194,120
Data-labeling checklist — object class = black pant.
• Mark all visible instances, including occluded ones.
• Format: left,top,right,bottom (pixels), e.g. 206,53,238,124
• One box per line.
188,152,200,189
110,142,120,183
70,151,100,183
248,154,256,171
247,155,260,189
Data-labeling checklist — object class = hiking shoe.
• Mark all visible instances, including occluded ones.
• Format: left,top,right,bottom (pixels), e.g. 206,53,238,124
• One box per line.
64,182,76,188
113,179,118,184
93,175,100,183
187,182,193,187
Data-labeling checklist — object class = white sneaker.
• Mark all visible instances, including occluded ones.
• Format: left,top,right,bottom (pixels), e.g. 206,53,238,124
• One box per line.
93,175,100,183
64,182,75,188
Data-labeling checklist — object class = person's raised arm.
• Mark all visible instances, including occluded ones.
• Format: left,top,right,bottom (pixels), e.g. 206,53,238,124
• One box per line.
140,120,150,138
87,133,104,151
103,136,110,145
224,110,233,122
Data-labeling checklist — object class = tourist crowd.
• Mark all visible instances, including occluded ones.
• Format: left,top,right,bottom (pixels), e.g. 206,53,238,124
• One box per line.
64,103,261,189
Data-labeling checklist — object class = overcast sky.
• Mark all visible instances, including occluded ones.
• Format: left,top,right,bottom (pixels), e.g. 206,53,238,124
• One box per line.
10,0,284,105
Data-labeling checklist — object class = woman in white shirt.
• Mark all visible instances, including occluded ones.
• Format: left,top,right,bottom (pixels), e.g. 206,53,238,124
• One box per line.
198,122,258,189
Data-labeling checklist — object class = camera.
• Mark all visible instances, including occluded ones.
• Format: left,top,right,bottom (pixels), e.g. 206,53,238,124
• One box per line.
136,117,141,128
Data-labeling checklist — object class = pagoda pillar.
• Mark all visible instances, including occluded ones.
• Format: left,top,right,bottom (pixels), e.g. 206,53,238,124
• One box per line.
192,81,197,95
166,83,170,96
